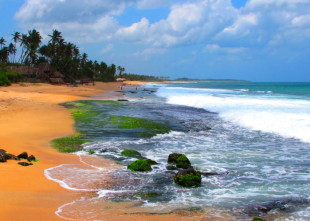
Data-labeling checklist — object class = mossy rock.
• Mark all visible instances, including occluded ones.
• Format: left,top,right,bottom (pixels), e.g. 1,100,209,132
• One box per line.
252,217,266,221
166,165,177,170
127,159,152,172
173,168,202,187
121,149,142,158
168,153,191,169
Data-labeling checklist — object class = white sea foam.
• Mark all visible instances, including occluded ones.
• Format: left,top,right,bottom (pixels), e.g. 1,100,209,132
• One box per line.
157,87,310,143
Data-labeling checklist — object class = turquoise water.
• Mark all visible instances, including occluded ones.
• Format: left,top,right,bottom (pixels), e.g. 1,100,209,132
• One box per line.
46,82,310,220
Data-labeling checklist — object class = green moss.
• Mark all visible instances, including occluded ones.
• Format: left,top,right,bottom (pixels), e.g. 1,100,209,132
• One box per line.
252,217,266,221
136,192,160,199
166,165,177,170
127,159,152,172
87,150,95,155
121,149,142,158
110,116,170,137
51,134,92,153
174,170,202,187
168,154,191,169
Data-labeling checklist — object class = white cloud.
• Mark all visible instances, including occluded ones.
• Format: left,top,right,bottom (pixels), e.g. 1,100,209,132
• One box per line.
14,0,310,52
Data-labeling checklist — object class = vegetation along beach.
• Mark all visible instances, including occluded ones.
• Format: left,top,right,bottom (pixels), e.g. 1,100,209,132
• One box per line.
1,0,310,221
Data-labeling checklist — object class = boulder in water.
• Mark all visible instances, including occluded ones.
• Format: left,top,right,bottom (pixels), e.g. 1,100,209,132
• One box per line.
168,153,191,169
173,168,202,187
127,159,152,172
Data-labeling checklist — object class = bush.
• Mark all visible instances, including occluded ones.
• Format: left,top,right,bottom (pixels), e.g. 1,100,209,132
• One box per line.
0,70,11,86
5,70,23,83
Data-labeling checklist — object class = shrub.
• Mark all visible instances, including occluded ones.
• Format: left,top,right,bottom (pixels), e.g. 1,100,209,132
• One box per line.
0,70,11,86
5,70,23,83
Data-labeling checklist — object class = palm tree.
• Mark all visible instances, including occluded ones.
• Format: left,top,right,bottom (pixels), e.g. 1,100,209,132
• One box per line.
11,32,21,63
23,29,42,65
8,43,16,63
0,37,6,50
117,66,125,77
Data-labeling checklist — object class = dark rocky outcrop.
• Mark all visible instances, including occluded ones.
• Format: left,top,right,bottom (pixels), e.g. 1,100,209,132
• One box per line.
127,159,152,172
5,153,19,160
166,165,177,170
173,168,202,187
17,152,28,159
28,155,36,162
168,153,191,169
0,155,7,163
252,217,266,221
18,162,33,166
117,99,129,102
146,159,159,165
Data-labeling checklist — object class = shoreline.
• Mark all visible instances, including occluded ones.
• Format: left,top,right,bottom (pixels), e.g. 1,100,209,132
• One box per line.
0,81,227,221
0,82,122,221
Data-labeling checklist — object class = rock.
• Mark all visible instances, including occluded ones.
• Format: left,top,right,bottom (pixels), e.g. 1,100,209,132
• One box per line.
146,159,158,165
168,153,191,169
121,149,143,158
166,165,177,170
173,168,202,187
28,155,36,162
0,155,7,163
18,162,33,166
252,217,266,221
127,159,152,172
117,99,129,102
201,172,221,176
0,149,7,154
17,152,28,159
5,153,19,160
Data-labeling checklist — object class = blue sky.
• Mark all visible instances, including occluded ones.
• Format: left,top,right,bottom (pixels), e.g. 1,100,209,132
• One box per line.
1,0,309,81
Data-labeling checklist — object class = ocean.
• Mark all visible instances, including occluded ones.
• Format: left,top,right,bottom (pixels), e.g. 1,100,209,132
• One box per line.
46,82,310,220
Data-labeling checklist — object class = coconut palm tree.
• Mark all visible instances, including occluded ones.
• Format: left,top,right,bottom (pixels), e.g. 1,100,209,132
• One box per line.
0,37,6,50
11,32,21,63
8,43,16,63
23,29,42,65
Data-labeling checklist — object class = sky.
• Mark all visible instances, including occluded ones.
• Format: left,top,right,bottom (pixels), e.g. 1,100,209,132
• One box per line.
0,0,310,81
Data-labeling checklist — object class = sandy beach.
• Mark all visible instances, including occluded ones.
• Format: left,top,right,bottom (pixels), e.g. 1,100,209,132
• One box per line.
0,82,228,221
0,82,121,221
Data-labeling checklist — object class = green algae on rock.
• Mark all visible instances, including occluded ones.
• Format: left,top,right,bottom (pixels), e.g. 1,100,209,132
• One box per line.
121,149,143,158
127,159,153,172
173,168,202,188
168,153,192,169
51,134,92,153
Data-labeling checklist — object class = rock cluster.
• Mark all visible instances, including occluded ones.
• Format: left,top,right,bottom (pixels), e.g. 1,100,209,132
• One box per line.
0,149,37,166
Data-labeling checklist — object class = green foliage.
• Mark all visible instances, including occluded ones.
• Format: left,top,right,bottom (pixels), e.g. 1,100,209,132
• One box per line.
0,70,11,86
5,70,24,82
252,217,266,221
127,159,152,172
121,149,142,158
120,73,169,82
51,134,92,153
173,170,202,187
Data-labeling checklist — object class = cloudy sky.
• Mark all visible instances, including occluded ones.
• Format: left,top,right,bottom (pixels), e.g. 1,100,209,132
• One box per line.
1,0,310,81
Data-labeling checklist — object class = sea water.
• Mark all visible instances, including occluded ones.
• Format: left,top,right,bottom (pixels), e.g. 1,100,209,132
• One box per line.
46,82,310,220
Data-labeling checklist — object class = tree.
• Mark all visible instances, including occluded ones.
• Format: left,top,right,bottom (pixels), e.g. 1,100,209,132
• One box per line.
8,43,16,63
117,66,125,77
11,32,21,63
0,37,6,50
23,29,42,65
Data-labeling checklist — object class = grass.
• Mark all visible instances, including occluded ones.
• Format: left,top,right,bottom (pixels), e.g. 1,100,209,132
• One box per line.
51,134,92,153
